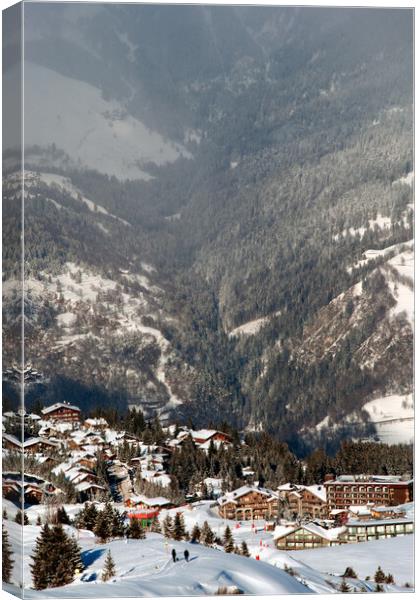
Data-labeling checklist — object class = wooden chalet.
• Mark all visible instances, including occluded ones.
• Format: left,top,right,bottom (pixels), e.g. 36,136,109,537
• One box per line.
278,484,328,519
41,402,81,423
2,433,59,455
83,418,108,431
218,486,278,520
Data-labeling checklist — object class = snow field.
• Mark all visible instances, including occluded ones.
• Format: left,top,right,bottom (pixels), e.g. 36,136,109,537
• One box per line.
21,62,191,180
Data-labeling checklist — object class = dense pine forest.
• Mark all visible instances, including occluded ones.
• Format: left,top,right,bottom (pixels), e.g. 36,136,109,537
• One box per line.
3,6,414,455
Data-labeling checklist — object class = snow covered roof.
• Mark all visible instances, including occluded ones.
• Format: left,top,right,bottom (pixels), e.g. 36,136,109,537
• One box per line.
42,402,80,415
347,517,413,527
75,481,105,492
28,413,41,420
84,418,108,426
2,433,20,446
3,433,59,448
130,494,171,507
218,485,277,506
303,485,327,503
349,505,372,516
273,522,347,542
328,474,410,485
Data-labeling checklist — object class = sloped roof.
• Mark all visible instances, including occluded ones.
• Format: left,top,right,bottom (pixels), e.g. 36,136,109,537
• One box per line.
42,402,80,415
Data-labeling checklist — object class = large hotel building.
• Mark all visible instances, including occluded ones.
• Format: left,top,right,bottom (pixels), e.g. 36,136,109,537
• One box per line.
324,474,413,510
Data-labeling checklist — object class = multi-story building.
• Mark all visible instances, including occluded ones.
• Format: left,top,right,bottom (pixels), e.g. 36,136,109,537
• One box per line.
325,475,413,511
41,402,81,423
278,484,328,519
346,517,413,543
218,485,278,520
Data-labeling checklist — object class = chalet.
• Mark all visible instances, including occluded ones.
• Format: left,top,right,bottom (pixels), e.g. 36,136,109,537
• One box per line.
191,429,232,446
2,472,60,504
125,494,172,511
370,505,407,520
2,433,59,454
325,475,413,510
348,505,373,521
83,418,108,431
278,484,328,519
2,433,22,452
41,402,81,423
274,523,347,550
218,486,278,520
346,517,413,543
75,481,106,502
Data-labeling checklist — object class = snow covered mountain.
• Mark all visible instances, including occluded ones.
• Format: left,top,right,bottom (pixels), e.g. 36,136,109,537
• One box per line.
2,4,414,450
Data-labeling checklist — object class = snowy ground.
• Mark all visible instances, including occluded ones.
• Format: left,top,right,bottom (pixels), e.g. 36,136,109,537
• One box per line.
360,394,414,445
2,499,414,596
16,62,191,180
229,311,281,338
292,535,414,587
4,518,310,597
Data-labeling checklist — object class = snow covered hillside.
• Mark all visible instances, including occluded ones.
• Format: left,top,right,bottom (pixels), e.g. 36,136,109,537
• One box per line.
358,393,414,445
4,519,310,597
18,62,191,180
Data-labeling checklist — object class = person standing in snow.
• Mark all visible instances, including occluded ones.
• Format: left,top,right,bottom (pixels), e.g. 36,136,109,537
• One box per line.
172,548,177,563
184,549,189,562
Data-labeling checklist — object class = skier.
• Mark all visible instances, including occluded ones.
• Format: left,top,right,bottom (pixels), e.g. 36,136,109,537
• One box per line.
172,548,177,563
184,549,189,562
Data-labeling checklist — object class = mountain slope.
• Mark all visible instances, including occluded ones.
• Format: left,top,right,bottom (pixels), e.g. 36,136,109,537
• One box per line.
2,5,414,451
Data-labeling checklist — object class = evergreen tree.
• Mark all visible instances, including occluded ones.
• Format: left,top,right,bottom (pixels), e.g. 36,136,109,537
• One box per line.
75,503,98,531
2,525,14,583
3,509,8,520
94,510,112,543
110,505,126,538
172,512,187,541
151,518,162,534
374,566,386,583
343,567,357,579
127,518,145,539
162,515,173,538
36,515,42,526
375,584,384,592
385,573,394,584
31,524,53,590
101,550,116,582
190,524,201,543
241,540,250,557
201,521,215,546
340,579,351,593
223,526,234,553
57,506,71,525
31,524,82,590
15,510,29,525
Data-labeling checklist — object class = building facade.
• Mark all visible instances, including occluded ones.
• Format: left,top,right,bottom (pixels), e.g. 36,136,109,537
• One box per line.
41,402,81,423
325,476,412,511
218,486,278,520
274,524,347,550
346,518,413,543
279,485,328,519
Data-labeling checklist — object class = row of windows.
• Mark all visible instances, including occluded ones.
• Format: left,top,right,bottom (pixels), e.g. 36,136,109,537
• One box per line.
328,486,389,492
348,524,413,534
